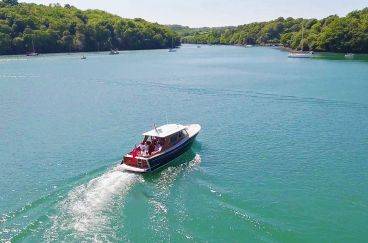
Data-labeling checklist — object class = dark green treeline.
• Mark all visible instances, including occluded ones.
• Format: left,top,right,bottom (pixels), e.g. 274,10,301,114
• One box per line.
170,7,368,53
0,1,179,55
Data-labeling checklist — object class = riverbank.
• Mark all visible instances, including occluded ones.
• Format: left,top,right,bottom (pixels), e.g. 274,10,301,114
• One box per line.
0,46,181,57
183,43,363,56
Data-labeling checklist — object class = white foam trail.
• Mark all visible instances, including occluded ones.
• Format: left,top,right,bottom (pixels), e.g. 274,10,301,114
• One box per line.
148,154,201,240
46,165,141,242
46,155,201,242
186,154,201,171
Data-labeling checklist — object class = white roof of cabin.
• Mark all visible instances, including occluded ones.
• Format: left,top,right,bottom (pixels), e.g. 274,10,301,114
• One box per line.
143,124,186,138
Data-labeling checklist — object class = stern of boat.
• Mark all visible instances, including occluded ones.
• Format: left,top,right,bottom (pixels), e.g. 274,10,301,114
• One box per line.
122,155,150,173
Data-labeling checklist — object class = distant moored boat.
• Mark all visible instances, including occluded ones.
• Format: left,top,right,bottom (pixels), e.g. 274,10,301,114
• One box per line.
26,40,38,56
26,52,39,56
288,23,313,58
109,49,119,55
169,37,177,52
345,53,354,59
288,51,313,58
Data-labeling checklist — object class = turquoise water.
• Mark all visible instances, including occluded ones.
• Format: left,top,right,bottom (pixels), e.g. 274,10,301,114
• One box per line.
0,45,367,242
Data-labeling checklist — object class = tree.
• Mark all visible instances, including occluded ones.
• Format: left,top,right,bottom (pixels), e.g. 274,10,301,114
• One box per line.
61,31,73,52
0,33,12,54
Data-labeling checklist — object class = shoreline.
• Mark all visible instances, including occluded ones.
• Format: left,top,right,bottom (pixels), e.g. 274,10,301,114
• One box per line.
0,46,181,57
191,43,368,55
1,44,367,57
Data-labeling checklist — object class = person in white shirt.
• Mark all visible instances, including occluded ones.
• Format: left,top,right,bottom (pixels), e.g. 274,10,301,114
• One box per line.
137,143,147,156
155,143,162,153
143,143,149,156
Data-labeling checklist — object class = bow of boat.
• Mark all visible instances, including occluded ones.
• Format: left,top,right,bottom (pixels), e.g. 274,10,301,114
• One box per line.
186,124,201,138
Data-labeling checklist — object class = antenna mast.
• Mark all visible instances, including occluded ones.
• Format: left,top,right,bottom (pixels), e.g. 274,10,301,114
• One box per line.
154,123,159,134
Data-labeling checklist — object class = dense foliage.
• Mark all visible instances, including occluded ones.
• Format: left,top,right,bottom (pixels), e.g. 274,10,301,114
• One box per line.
172,8,368,53
0,1,179,54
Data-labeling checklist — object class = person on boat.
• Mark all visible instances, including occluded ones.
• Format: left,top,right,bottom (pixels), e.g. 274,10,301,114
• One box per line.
132,146,139,162
147,141,155,155
137,142,146,156
137,143,143,153
143,142,149,156
155,142,162,153
150,141,162,155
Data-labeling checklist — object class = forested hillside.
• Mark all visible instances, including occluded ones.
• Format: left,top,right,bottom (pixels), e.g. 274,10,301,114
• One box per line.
173,8,368,53
1,0,366,55
0,0,179,55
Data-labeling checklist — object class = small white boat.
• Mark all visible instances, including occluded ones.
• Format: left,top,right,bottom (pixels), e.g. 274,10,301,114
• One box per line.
109,49,119,55
81,55,86,59
168,37,177,52
26,52,39,56
121,123,201,173
26,40,38,56
288,51,313,58
345,53,354,59
245,44,253,48
288,23,313,58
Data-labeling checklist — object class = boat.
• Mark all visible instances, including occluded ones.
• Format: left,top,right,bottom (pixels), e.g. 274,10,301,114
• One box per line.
81,55,86,59
121,123,201,173
288,23,313,58
345,53,354,59
197,45,201,48
27,52,39,56
26,40,38,56
288,51,313,58
109,49,119,55
168,37,176,52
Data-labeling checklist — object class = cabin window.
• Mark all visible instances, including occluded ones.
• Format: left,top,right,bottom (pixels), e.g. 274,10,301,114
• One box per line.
170,134,178,145
182,129,189,137
178,131,187,140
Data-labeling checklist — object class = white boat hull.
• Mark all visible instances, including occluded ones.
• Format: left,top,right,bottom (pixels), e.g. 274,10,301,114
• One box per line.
288,52,313,58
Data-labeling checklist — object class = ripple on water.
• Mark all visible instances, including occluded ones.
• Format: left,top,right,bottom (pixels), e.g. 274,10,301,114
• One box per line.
145,153,201,241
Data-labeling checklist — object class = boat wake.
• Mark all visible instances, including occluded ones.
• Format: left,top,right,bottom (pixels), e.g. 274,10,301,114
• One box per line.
148,153,201,241
3,154,201,242
45,164,142,242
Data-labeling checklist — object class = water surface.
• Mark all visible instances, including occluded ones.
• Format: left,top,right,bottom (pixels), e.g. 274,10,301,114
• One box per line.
0,45,367,242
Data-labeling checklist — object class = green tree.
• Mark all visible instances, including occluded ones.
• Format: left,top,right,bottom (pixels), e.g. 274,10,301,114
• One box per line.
0,33,12,54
